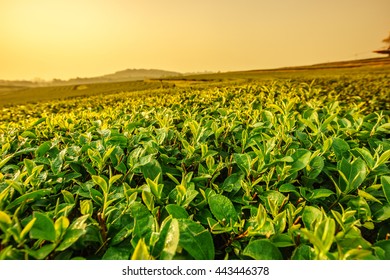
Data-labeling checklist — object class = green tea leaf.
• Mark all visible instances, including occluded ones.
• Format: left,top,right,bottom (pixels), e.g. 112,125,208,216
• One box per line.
243,239,282,260
61,190,75,204
338,158,367,194
307,156,324,179
221,172,243,193
107,135,128,149
102,246,131,260
178,219,214,260
92,175,108,194
310,189,335,200
102,146,116,163
381,176,390,204
299,117,318,133
358,189,381,204
208,194,238,224
374,240,390,260
373,204,390,222
142,190,154,211
151,217,179,260
234,153,251,176
20,217,36,240
260,191,286,215
374,150,390,170
337,236,372,253
23,159,35,175
302,206,322,230
131,239,152,260
35,141,51,157
6,189,51,210
333,138,350,160
51,153,63,175
181,139,195,156
146,175,163,200
254,203,267,229
30,212,56,242
315,217,336,253
21,130,37,139
0,155,13,169
273,211,287,234
291,149,311,172
0,211,12,232
166,204,189,219
80,200,93,216
351,148,375,169
320,114,337,132
56,215,88,251
27,244,56,260
292,244,315,260
160,218,180,260
347,197,371,221
271,233,295,247
141,159,162,183
109,174,122,187
130,202,154,245
279,183,300,197
54,216,70,240
64,172,82,182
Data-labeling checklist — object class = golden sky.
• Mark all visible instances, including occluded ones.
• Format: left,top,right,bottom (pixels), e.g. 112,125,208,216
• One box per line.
1,0,389,80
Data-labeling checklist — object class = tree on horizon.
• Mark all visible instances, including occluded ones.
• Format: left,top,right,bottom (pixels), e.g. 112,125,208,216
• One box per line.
382,32,390,48
373,32,390,56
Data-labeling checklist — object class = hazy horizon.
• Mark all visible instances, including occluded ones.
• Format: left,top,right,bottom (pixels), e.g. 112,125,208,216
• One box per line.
1,0,389,81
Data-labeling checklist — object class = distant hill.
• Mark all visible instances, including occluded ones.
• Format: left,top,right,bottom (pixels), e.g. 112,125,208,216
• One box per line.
56,69,182,85
0,69,182,87
245,57,390,72
171,57,390,81
1,57,389,87
102,69,181,80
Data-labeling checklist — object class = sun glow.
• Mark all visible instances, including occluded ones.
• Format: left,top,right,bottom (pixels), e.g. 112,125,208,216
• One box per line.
0,0,389,80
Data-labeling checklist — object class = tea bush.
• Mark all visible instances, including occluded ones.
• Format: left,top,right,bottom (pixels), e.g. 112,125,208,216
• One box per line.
0,76,389,260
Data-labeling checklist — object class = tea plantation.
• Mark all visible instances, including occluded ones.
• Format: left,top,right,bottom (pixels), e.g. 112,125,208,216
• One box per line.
0,75,389,260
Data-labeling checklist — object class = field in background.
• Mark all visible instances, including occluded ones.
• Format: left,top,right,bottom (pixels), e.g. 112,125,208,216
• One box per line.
0,80,168,107
1,57,390,107
171,57,390,82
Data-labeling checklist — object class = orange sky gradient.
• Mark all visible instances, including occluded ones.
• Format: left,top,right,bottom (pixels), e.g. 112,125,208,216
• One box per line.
1,0,389,80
